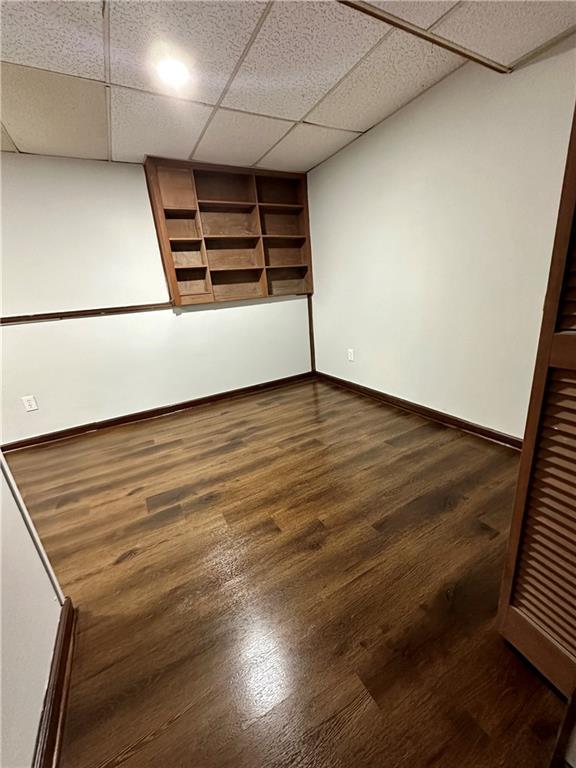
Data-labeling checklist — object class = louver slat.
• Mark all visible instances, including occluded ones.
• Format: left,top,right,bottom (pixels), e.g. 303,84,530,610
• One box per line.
511,369,576,663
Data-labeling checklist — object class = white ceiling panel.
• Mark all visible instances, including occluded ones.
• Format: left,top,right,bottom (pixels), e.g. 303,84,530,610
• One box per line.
1,125,18,152
368,1,458,29
0,0,104,79
435,1,576,66
1,63,108,159
194,109,293,167
109,1,266,104
257,123,360,172
222,0,388,121
111,87,212,163
308,30,463,132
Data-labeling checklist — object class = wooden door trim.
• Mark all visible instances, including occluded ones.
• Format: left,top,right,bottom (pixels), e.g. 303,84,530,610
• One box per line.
550,692,576,767
499,109,576,618
550,333,576,368
32,598,76,768
502,606,576,697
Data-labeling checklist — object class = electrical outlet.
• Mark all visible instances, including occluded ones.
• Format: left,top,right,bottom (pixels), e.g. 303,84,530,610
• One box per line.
347,348,355,362
21,395,38,412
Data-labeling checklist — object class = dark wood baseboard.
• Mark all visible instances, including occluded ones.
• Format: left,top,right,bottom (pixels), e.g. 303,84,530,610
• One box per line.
316,372,523,450
33,597,76,768
2,373,315,452
2,371,521,453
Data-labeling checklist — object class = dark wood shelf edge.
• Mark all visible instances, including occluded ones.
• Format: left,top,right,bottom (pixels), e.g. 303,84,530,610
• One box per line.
258,203,304,210
209,266,265,272
145,156,306,180
262,234,307,239
198,200,256,208
203,234,261,240
32,597,76,768
266,264,308,269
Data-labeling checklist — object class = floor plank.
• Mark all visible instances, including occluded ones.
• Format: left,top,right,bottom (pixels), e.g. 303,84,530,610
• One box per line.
7,379,563,768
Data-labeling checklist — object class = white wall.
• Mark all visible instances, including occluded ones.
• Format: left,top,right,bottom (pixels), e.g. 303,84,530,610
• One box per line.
308,37,576,439
1,298,311,443
1,154,169,316
1,155,312,443
1,459,62,768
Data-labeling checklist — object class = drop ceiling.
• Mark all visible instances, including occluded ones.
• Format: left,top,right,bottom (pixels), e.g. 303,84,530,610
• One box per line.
1,0,575,172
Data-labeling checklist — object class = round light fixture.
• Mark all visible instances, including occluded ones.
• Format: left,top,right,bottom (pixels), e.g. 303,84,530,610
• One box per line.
156,57,190,89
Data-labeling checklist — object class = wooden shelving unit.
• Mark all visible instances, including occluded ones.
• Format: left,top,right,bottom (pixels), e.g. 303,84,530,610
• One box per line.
145,158,313,306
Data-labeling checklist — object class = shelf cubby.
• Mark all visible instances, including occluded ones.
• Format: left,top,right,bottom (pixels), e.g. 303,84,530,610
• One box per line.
176,267,210,296
259,205,305,236
171,240,204,268
256,176,302,206
211,268,266,302
200,203,259,237
157,165,196,211
267,266,309,296
145,159,312,305
165,214,199,240
195,170,255,203
205,236,263,271
263,236,307,267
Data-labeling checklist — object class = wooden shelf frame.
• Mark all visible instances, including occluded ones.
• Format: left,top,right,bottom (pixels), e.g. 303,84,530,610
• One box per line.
145,158,314,306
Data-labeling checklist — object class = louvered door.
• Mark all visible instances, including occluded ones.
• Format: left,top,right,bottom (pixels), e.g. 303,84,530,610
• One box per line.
499,110,576,696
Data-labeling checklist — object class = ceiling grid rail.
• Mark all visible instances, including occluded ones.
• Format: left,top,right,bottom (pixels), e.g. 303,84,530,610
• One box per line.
338,0,512,73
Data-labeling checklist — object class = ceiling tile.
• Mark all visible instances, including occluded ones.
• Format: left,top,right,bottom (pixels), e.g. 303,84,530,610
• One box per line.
1,63,108,159
0,0,104,79
109,1,266,104
257,123,359,172
111,87,212,163
1,125,18,152
367,1,457,28
434,1,576,66
308,30,463,132
194,109,293,167
222,1,389,121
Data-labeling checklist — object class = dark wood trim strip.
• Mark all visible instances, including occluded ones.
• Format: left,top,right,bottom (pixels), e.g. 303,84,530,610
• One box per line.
316,372,522,450
306,295,316,372
1,302,173,326
502,606,576,698
550,692,576,767
2,371,522,453
338,0,512,74
33,597,76,768
2,373,315,452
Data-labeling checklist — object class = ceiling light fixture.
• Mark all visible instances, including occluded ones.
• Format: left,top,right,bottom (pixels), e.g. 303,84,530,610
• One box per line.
156,57,190,89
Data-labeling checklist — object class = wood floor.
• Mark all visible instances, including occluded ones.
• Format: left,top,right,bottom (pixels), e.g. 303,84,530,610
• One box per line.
7,379,563,768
